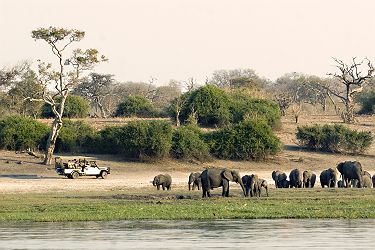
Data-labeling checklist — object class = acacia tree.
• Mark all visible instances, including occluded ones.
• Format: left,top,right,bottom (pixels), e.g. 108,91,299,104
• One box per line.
28,27,106,164
326,58,374,123
73,73,114,118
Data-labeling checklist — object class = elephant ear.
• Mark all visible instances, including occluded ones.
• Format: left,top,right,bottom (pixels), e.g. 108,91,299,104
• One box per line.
222,169,234,182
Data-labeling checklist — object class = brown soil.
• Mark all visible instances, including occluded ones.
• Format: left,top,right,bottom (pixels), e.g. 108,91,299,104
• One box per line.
0,115,374,194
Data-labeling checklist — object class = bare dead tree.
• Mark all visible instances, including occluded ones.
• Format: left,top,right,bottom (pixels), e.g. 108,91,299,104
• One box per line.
325,57,374,123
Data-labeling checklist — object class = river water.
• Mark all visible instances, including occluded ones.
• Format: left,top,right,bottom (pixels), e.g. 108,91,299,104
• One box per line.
0,219,374,249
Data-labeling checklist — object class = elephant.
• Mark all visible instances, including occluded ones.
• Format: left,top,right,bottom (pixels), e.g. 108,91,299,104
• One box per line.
200,168,246,198
351,175,372,188
303,170,316,188
289,169,302,188
188,172,201,191
279,179,290,188
242,175,252,197
152,174,172,190
272,170,287,188
362,176,372,188
320,168,337,188
249,174,260,197
363,171,371,179
257,178,269,197
372,175,375,188
336,161,363,188
337,180,344,188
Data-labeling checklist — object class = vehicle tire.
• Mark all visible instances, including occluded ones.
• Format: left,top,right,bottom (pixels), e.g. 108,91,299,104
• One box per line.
100,171,108,179
67,175,73,179
71,171,79,179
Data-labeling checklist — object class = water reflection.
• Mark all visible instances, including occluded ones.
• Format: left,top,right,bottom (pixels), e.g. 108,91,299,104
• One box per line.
0,219,374,249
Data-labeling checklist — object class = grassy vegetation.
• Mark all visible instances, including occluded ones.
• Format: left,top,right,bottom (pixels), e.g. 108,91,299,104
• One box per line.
1,188,375,221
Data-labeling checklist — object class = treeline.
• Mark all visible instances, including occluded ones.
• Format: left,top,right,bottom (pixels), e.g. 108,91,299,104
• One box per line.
0,116,281,161
1,64,375,121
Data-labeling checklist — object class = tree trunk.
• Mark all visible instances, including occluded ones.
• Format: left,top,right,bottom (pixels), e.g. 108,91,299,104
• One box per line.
97,102,107,118
176,109,181,127
43,118,63,165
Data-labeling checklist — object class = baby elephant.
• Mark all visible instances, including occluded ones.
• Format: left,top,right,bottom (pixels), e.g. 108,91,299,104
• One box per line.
257,178,269,197
188,172,201,191
153,174,172,190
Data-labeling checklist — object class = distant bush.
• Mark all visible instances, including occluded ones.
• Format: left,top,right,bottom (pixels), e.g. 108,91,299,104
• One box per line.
296,124,373,154
41,95,90,118
114,120,173,160
55,120,96,153
0,116,49,151
171,125,211,161
229,92,281,128
357,91,375,115
114,95,157,117
204,119,281,160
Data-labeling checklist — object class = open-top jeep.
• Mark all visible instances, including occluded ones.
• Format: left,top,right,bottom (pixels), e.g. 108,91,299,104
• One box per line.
55,157,110,179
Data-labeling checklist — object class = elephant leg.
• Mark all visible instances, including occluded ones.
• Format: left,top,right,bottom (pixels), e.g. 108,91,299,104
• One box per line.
192,183,196,190
222,181,229,197
202,187,207,198
162,184,166,190
157,185,160,190
265,187,269,197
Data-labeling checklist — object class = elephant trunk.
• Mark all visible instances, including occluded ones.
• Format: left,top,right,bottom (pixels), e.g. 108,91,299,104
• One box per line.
238,178,246,196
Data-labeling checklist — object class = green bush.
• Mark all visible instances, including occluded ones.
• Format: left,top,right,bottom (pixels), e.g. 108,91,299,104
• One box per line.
55,120,96,153
171,125,211,161
91,126,122,154
296,124,373,154
179,85,231,127
41,95,90,118
0,116,49,150
115,120,173,159
357,90,375,114
204,119,281,160
229,92,281,128
114,95,157,117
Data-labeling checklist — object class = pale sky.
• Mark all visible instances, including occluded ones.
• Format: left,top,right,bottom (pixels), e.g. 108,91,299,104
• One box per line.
1,0,375,85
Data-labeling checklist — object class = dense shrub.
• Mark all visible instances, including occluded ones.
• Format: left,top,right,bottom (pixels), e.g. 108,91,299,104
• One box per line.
179,85,231,127
171,125,211,161
55,120,96,153
204,119,281,160
114,120,173,159
356,90,375,114
114,95,157,117
91,126,122,154
229,92,281,128
296,124,373,154
0,116,49,150
41,95,90,118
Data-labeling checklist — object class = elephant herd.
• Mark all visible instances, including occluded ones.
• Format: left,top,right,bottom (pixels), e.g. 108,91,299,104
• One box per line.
152,160,375,198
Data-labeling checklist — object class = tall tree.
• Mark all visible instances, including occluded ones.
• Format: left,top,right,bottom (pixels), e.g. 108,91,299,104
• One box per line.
28,27,107,164
73,73,114,118
326,58,374,123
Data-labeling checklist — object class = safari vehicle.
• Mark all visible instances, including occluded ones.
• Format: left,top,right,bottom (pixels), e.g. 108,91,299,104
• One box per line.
55,157,110,179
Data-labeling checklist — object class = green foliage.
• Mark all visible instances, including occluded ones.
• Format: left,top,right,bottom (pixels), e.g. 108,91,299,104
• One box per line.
41,95,90,118
229,91,281,128
0,116,49,150
114,95,157,117
180,85,231,127
204,119,281,160
296,124,373,154
55,120,95,153
357,90,375,114
171,125,211,161
114,120,173,160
